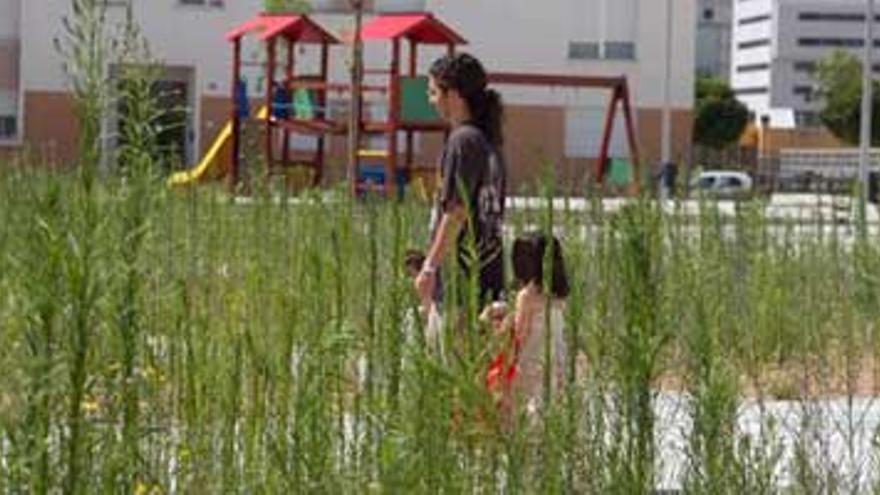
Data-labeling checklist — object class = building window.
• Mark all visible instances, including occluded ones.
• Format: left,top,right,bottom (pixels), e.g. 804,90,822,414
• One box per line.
568,41,635,61
568,0,637,62
793,85,814,102
568,41,600,60
793,61,816,73
738,14,771,25
703,8,714,21
0,116,16,139
738,39,771,49
798,37,862,48
604,41,636,60
178,0,224,6
734,86,769,95
736,63,770,73
798,12,865,22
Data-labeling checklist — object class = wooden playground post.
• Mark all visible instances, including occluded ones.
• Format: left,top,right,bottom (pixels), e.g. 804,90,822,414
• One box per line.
230,38,242,192
316,41,329,185
347,0,364,198
620,82,641,194
282,39,294,168
405,39,417,174
386,37,401,198
595,85,619,185
265,37,277,174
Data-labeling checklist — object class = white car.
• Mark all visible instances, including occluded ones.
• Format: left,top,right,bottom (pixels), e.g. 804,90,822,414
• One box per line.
690,170,754,198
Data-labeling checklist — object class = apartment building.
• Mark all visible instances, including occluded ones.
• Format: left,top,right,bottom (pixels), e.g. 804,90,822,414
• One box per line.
2,0,695,189
697,0,733,80
732,0,876,129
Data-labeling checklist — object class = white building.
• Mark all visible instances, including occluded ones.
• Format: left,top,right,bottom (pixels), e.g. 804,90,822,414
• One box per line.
1,0,695,189
697,0,733,80
732,0,876,129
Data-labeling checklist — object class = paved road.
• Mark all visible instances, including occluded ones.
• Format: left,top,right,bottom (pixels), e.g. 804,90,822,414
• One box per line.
654,392,880,492
507,194,880,224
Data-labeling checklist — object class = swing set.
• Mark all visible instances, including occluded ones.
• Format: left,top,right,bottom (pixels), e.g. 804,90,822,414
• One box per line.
487,72,641,192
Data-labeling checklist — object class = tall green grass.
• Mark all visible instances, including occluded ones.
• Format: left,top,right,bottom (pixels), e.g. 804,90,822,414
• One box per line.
3,2,880,491
4,162,880,492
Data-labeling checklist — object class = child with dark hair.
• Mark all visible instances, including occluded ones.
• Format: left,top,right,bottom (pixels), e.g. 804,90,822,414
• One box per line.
485,232,569,417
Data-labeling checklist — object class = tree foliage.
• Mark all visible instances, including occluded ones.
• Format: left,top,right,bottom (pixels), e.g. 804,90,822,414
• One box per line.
693,77,750,149
815,50,880,146
263,0,312,14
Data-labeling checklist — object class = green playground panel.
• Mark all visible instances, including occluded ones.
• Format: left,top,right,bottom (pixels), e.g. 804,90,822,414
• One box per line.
291,79,436,122
608,158,631,185
400,76,440,122
293,88,316,120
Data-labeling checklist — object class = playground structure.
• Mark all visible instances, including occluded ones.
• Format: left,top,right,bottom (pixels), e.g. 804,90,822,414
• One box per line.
168,14,340,188
169,12,641,197
353,13,465,198
228,14,339,189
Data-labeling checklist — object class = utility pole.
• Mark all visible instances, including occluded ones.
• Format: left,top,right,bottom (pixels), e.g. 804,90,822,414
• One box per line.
661,0,674,170
859,0,875,201
348,0,364,197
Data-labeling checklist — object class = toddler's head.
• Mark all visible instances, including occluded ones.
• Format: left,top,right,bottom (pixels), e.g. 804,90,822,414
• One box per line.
512,232,569,298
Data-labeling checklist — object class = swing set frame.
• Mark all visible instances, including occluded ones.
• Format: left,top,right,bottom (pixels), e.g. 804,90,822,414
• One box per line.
486,72,641,190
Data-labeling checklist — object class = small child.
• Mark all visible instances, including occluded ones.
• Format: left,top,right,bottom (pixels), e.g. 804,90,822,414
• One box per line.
485,232,569,417
404,249,444,356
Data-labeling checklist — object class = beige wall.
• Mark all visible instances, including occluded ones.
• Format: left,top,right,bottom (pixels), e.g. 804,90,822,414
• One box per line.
502,105,567,193
0,40,18,91
429,0,696,110
0,0,20,39
636,108,695,167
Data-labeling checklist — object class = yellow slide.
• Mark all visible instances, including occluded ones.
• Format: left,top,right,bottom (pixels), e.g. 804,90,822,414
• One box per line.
167,105,268,187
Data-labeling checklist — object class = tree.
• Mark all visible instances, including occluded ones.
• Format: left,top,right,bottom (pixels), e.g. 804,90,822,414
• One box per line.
693,77,750,149
815,50,880,146
263,0,311,14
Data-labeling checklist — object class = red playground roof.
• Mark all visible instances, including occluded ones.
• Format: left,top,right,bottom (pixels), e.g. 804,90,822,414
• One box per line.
226,14,339,44
360,14,466,45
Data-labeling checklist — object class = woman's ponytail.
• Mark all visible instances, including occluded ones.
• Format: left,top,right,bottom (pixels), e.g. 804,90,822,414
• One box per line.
471,89,504,147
